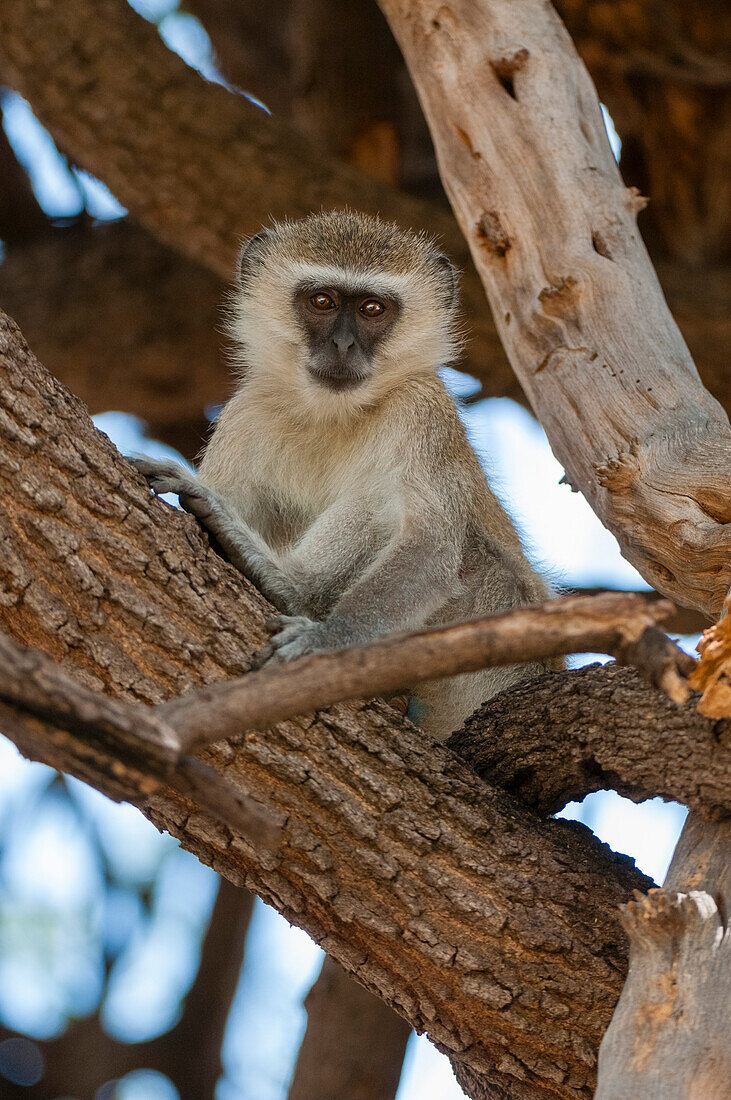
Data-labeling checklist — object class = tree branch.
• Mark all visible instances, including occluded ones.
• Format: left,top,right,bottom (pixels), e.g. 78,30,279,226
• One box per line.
0,220,227,454
157,595,694,751
287,956,411,1100
448,663,731,821
0,306,657,1099
595,814,731,1097
377,0,731,620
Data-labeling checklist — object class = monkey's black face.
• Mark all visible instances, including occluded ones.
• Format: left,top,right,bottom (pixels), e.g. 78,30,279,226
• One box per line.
294,285,401,391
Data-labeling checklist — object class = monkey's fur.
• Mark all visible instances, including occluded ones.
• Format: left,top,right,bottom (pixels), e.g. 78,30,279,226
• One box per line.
133,211,551,740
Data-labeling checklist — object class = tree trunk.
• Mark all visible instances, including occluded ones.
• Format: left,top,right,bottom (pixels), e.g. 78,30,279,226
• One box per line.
595,814,731,1097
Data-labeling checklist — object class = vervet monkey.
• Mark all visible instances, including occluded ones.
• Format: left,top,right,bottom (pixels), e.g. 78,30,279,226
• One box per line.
132,211,551,740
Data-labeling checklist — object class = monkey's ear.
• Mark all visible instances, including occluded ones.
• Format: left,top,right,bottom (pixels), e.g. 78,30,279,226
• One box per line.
433,252,460,310
237,228,274,286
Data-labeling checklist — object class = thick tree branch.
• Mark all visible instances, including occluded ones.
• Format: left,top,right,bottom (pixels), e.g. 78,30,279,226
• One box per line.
448,663,731,821
0,221,228,453
158,596,693,750
377,0,731,620
0,307,657,1099
287,956,411,1100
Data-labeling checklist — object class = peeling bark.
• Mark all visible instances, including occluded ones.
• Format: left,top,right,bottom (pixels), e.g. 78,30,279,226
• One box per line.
448,663,731,821
0,307,654,1099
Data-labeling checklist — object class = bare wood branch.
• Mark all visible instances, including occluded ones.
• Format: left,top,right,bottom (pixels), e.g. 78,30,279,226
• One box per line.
596,814,731,1097
0,306,656,1099
287,956,411,1100
377,0,731,620
158,596,692,751
448,663,731,821
569,587,711,636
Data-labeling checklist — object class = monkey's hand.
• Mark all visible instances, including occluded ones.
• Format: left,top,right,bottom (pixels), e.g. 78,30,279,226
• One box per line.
129,457,214,518
262,614,369,664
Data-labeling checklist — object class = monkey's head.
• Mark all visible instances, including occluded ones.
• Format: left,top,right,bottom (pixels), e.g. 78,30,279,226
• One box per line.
230,211,461,416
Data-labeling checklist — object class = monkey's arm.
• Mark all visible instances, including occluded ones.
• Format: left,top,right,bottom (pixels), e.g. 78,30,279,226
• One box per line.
130,457,298,611
130,458,385,618
268,509,461,661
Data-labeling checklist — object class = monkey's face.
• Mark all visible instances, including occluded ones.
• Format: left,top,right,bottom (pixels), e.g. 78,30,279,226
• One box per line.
293,285,401,392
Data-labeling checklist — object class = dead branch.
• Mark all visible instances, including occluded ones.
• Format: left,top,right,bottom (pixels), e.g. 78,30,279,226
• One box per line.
595,814,731,1097
448,663,731,821
377,0,731,620
157,595,692,750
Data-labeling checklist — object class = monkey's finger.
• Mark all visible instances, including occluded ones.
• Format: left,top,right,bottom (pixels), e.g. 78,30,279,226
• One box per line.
250,642,280,670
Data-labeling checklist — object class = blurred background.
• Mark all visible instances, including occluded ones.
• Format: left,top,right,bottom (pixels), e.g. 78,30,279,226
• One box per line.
0,1,715,1097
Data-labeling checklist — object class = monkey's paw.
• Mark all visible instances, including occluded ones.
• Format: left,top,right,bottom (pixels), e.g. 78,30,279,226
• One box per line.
130,456,199,497
263,614,329,663
130,457,216,522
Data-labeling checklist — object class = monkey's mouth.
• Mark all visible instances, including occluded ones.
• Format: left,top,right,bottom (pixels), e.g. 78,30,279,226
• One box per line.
306,365,369,391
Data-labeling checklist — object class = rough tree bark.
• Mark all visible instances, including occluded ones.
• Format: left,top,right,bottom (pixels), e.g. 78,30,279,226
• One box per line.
377,0,731,620
448,663,731,821
0,308,658,1099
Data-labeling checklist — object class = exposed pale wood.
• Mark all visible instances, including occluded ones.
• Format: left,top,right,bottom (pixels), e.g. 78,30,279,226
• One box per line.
158,596,692,750
0,306,656,1099
377,0,731,620
690,592,731,718
595,815,731,1098
571,586,711,635
449,663,731,821
287,956,411,1100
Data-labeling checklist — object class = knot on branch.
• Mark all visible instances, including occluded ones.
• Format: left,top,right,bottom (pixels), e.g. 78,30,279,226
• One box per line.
538,276,583,315
490,48,530,100
614,625,694,704
595,452,640,492
476,210,510,256
625,186,650,215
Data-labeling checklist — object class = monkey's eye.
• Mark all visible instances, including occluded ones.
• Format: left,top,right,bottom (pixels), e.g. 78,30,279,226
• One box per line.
310,292,336,311
360,299,386,317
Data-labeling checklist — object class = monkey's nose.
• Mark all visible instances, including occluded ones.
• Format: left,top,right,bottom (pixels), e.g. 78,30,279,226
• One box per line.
332,334,355,354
